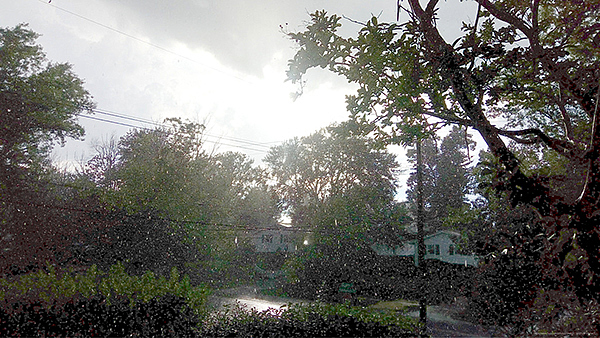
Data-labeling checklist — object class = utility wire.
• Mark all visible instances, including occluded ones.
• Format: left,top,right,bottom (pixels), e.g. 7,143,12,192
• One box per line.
36,0,282,154
91,108,277,150
82,114,145,130
37,0,251,84
83,109,414,168
6,197,315,233
80,113,272,154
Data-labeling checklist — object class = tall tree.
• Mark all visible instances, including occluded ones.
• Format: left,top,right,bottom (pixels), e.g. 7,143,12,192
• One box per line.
0,25,95,274
406,127,474,231
264,121,399,234
0,24,94,189
286,1,599,332
211,151,278,226
110,118,211,221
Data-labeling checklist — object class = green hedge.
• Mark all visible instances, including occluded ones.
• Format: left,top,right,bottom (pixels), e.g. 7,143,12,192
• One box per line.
201,301,419,337
0,263,210,317
0,293,201,336
0,264,420,336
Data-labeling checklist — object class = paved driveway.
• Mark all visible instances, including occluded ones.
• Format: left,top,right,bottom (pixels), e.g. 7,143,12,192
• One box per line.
406,305,504,337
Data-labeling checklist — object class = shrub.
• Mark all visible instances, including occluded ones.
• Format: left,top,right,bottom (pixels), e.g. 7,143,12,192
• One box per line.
0,263,210,336
0,293,200,337
201,301,419,337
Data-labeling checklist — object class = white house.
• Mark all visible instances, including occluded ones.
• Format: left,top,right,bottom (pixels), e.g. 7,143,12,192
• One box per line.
252,226,300,253
371,230,480,267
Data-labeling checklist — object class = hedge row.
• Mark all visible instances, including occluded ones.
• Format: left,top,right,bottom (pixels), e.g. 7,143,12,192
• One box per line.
0,293,200,336
0,264,419,337
201,302,419,337
0,263,210,336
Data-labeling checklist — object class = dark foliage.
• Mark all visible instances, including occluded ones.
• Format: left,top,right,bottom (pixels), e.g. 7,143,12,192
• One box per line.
1,185,197,282
285,243,472,306
78,207,198,278
0,185,115,276
466,206,544,330
0,294,200,337
201,306,416,338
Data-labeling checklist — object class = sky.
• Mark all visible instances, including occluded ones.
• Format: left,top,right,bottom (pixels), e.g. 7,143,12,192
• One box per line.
2,0,480,199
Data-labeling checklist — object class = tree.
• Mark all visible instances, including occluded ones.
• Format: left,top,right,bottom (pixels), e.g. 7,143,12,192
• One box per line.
264,121,399,234
0,24,94,190
108,118,212,221
0,24,95,274
406,126,475,231
266,122,404,299
286,1,599,333
82,135,120,191
211,151,279,226
83,121,280,284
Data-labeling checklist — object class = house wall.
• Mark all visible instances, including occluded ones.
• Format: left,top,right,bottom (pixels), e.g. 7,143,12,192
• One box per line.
371,232,479,267
423,233,479,267
252,229,297,253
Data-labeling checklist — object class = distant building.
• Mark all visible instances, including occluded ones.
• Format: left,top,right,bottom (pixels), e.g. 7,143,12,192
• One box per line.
371,230,480,267
250,225,311,253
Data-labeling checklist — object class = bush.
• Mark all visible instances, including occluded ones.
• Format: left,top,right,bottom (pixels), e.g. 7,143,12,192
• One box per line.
201,302,419,337
0,263,210,336
78,208,200,279
283,243,472,305
0,263,421,336
0,293,200,337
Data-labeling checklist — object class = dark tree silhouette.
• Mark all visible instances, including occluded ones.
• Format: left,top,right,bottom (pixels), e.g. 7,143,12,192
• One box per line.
286,0,600,332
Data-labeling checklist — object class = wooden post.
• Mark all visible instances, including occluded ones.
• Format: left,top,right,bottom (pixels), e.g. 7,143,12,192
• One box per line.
416,136,427,334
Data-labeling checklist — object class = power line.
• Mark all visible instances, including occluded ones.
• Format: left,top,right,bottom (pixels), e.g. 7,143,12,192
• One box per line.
92,109,163,128
92,108,277,150
82,114,145,130
5,197,314,233
79,112,272,154
37,0,251,84
35,0,284,154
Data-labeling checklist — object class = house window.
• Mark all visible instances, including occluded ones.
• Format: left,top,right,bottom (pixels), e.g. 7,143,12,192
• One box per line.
428,245,435,254
449,244,455,255
435,244,440,255
262,234,273,243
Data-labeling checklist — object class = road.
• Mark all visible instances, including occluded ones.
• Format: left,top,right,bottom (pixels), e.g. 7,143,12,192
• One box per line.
405,306,503,337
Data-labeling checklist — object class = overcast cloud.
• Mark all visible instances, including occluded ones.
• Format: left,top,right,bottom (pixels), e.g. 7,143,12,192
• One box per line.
2,0,479,199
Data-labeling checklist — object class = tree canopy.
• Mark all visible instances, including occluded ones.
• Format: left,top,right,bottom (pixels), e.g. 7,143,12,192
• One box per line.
287,1,598,208
406,126,475,231
286,0,600,333
0,24,95,273
264,121,399,240
0,24,94,189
